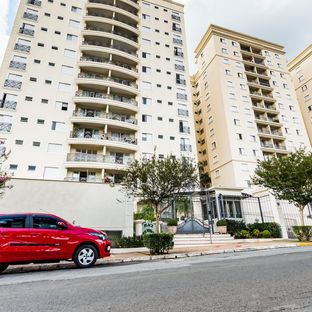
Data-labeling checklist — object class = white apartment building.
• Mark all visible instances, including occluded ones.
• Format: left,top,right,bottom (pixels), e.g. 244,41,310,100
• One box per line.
0,0,196,234
288,44,312,146
192,25,310,189
0,0,196,183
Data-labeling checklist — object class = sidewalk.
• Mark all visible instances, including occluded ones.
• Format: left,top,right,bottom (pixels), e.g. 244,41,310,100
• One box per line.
5,240,307,274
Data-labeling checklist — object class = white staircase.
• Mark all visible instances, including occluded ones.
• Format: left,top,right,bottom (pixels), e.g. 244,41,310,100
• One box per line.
174,233,234,247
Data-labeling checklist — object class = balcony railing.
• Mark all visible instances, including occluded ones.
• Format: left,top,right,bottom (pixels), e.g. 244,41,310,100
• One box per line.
80,56,137,72
88,0,138,16
23,12,38,21
172,14,181,21
178,109,189,117
271,130,283,136
19,28,35,36
66,153,132,165
75,90,138,106
70,131,137,145
14,43,31,53
179,126,190,134
1,101,17,110
173,38,183,45
274,145,287,150
258,129,270,134
0,122,12,132
73,110,137,124
81,41,138,57
65,176,104,183
84,26,137,42
86,12,137,29
4,80,22,89
27,0,41,6
175,64,185,71
78,72,138,89
177,93,187,100
174,51,184,57
260,143,274,149
180,144,192,152
176,79,186,86
9,61,27,70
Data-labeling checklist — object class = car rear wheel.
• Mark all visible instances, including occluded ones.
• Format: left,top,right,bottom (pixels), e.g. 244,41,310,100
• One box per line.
0,264,8,273
74,245,98,268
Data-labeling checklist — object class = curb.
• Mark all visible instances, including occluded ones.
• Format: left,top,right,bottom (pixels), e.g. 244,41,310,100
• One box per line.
5,244,302,275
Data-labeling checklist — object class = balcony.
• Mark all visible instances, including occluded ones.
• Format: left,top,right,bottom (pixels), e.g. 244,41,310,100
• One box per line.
77,72,138,94
23,12,38,21
4,80,22,89
179,126,190,134
19,28,35,36
27,0,41,6
66,153,132,166
74,90,138,109
178,109,189,117
81,41,139,62
180,144,192,152
172,14,181,21
175,64,185,71
86,12,138,30
260,142,274,149
14,43,31,53
9,61,27,71
173,26,182,33
177,93,187,100
0,122,12,133
1,100,17,110
174,51,184,58
173,38,183,45
65,176,104,183
176,79,186,86
88,0,139,21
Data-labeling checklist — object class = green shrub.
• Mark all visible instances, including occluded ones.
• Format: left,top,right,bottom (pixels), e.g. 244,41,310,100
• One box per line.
216,219,227,226
260,230,272,238
225,219,247,236
235,229,250,239
293,226,312,242
247,222,281,238
252,228,261,238
167,219,178,226
143,233,174,255
116,235,144,248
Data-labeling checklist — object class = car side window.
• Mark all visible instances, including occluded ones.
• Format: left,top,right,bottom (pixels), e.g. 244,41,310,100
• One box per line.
0,216,26,228
33,216,63,230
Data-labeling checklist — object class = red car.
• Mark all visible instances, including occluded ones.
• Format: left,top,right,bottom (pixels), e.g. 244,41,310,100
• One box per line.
0,213,111,273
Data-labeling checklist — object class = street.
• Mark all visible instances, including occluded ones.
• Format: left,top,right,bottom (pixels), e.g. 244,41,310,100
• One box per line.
1,247,312,312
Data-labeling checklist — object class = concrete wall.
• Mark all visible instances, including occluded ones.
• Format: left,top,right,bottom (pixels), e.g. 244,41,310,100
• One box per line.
0,178,134,236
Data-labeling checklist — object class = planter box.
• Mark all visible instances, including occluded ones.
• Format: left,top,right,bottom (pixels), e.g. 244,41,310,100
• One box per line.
217,225,227,234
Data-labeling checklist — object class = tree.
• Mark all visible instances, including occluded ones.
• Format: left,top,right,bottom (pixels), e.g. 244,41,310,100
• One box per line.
252,149,312,225
198,162,211,189
122,156,199,233
0,148,12,197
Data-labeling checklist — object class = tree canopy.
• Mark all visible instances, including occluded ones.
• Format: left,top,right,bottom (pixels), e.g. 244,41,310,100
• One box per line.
122,156,199,233
252,149,312,225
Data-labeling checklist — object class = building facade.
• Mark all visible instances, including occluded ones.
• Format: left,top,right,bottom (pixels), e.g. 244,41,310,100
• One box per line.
192,25,310,189
288,44,312,146
0,0,196,183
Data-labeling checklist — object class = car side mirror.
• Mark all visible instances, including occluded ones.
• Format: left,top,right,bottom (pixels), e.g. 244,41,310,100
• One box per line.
57,221,67,230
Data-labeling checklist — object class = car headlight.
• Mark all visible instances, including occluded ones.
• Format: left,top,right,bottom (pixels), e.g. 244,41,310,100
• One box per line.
89,232,106,241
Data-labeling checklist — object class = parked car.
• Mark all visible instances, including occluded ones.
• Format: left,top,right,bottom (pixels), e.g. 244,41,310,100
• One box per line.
0,213,111,273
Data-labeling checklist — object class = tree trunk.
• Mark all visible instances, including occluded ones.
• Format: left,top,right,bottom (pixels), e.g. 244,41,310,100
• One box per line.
299,206,305,226
155,204,161,234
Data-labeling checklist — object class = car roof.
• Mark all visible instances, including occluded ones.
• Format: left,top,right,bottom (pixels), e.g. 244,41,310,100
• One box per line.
0,213,61,218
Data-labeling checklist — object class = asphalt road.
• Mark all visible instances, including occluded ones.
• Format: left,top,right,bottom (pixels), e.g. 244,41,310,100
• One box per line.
1,247,312,312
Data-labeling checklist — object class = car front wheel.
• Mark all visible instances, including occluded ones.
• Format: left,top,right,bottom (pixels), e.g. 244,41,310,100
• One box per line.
0,264,8,273
74,245,98,268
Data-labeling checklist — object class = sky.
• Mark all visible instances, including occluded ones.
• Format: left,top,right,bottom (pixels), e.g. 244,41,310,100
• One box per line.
1,0,312,73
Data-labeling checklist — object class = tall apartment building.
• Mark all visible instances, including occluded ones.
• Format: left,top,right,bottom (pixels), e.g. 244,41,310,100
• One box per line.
288,44,312,145
192,25,310,189
0,0,195,184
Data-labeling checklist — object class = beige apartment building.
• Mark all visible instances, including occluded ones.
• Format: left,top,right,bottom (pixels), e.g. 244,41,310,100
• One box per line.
192,25,310,189
0,0,195,182
288,44,312,146
0,0,195,234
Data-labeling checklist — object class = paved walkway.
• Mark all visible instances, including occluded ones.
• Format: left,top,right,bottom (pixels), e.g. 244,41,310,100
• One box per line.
5,240,305,274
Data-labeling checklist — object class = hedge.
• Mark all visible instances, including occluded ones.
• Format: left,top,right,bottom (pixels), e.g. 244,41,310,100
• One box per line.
116,235,144,248
143,233,174,255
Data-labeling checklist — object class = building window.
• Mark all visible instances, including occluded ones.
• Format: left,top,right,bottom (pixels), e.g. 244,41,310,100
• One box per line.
142,133,152,142
51,121,65,131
